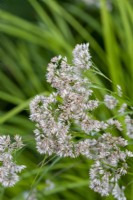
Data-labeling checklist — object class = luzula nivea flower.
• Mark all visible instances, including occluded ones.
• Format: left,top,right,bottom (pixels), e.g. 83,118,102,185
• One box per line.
125,115,133,138
73,43,92,70
0,135,25,187
119,103,127,114
30,43,132,200
112,183,126,200
104,94,118,109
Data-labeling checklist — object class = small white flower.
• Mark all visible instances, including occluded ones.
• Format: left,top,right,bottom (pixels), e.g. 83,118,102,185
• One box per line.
107,119,123,131
112,183,126,200
125,115,133,138
73,43,92,70
119,103,127,114
104,95,118,109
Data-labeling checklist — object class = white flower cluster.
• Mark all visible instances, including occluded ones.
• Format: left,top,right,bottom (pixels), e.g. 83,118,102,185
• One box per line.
89,133,131,197
0,135,25,187
104,94,118,109
30,43,132,200
125,115,133,139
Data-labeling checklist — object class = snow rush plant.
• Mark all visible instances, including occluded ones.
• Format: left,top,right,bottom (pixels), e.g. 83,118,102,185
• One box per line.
29,43,133,200
1,43,132,200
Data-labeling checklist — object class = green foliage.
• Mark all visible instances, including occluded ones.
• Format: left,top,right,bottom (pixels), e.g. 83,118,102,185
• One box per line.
0,0,133,199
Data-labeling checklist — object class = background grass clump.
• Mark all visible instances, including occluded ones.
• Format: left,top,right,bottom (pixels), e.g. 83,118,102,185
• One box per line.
0,0,133,199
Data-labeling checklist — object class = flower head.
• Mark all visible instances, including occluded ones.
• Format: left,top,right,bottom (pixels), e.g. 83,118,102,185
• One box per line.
0,135,25,187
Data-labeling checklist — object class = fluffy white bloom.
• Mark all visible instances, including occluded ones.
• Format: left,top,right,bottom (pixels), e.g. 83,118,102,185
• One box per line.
107,119,123,131
119,103,127,114
30,43,100,156
29,43,132,200
112,183,126,200
104,95,118,109
0,135,25,187
73,43,92,70
89,161,111,196
125,115,133,138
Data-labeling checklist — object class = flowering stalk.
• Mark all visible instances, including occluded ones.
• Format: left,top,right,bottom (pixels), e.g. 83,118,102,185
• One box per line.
29,43,133,200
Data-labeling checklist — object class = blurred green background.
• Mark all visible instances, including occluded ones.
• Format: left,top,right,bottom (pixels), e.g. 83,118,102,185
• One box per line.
0,0,133,199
